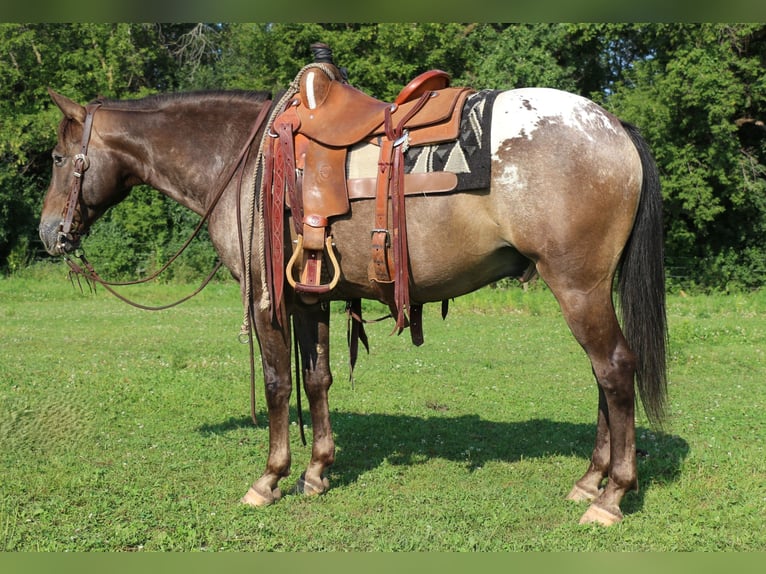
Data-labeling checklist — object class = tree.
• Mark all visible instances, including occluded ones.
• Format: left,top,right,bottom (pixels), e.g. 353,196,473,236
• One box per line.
607,24,766,289
0,23,199,274
2,23,764,289
187,23,475,99
0,24,213,278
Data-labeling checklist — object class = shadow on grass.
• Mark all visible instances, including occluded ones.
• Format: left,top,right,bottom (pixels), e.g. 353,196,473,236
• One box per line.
198,411,689,518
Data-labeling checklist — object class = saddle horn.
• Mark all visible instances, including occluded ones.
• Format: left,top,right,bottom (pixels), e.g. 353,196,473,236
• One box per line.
310,42,334,64
310,42,348,83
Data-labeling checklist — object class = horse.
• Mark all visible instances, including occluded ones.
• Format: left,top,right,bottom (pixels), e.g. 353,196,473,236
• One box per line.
38,70,667,526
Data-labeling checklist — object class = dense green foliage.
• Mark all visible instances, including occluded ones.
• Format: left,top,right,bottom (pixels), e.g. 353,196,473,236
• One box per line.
2,23,765,289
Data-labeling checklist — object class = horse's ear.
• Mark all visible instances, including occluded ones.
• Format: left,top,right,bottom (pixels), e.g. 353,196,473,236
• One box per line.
47,88,87,123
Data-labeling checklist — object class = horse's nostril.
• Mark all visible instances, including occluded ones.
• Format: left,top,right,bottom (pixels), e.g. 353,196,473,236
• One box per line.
39,219,64,255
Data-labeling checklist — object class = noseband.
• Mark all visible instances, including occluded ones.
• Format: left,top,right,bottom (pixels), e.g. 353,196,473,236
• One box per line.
57,101,103,251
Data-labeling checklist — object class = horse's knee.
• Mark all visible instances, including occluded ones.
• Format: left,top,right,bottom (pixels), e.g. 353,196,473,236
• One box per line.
305,372,333,396
264,373,292,406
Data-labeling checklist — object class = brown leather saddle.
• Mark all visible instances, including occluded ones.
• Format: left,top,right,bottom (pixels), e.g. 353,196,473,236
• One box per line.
262,58,474,341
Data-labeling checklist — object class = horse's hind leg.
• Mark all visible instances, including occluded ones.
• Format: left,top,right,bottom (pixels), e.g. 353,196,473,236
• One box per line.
565,387,617,506
293,303,335,496
541,272,638,526
241,306,293,506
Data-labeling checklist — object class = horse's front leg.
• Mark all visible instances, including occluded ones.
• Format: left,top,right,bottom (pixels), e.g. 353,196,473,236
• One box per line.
241,306,293,507
293,303,335,496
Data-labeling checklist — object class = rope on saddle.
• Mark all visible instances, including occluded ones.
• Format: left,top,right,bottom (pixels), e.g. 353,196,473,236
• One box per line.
240,61,343,340
237,60,342,430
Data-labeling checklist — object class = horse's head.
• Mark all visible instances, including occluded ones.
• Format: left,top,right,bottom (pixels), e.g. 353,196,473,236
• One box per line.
39,89,135,256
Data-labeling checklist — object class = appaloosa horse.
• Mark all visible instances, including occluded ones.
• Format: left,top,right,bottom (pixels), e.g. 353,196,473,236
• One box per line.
38,65,667,526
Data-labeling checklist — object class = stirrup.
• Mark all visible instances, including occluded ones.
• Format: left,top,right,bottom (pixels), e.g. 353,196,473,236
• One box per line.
286,234,341,295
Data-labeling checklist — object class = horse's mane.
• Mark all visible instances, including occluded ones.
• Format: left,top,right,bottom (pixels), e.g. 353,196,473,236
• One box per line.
89,89,272,111
56,90,271,142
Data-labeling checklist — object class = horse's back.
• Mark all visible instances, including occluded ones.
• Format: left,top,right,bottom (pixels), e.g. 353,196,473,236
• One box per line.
491,87,628,148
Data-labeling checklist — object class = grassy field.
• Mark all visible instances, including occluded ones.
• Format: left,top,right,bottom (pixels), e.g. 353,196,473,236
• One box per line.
0,263,764,551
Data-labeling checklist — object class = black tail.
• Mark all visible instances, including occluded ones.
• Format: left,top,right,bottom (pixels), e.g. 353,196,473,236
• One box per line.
618,122,668,428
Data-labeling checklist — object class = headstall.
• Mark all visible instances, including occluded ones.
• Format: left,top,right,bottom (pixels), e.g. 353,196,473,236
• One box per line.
57,101,103,252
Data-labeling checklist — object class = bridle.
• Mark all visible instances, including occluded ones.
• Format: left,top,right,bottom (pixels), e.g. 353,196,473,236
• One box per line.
56,98,209,304
59,99,272,306
57,100,102,252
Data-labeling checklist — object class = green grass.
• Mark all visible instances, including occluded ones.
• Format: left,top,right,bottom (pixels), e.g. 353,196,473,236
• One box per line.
1,264,764,551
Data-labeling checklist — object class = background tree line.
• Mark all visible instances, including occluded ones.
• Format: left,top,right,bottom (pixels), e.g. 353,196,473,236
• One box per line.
1,23,764,290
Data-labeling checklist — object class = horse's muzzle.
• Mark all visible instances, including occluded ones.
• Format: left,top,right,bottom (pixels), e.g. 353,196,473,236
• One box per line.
39,218,79,256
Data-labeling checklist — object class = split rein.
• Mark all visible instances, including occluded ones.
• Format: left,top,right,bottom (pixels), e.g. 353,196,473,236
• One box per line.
60,101,271,312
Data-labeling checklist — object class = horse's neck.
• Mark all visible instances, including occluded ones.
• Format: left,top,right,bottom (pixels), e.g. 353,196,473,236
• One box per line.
108,102,257,215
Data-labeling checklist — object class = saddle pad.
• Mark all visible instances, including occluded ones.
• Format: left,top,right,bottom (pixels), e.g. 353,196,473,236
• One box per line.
346,89,501,193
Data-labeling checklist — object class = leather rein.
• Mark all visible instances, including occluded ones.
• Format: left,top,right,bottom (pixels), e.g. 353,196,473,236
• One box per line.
61,100,271,310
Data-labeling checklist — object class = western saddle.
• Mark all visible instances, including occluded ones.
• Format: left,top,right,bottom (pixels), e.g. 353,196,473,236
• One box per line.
261,43,474,345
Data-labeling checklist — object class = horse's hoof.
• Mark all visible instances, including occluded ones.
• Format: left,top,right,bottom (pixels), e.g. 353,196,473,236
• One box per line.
240,485,281,507
579,503,623,526
295,473,329,496
566,484,598,502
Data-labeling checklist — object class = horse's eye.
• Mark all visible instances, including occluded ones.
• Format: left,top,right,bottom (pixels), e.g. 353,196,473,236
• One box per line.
52,153,65,167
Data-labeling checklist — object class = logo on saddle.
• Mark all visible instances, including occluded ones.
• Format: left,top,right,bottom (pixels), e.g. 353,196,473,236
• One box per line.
262,58,474,335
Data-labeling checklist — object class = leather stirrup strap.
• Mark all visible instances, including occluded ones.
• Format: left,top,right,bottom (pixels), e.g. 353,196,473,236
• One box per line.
370,135,395,283
385,90,432,335
390,128,409,333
